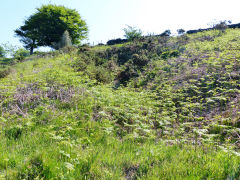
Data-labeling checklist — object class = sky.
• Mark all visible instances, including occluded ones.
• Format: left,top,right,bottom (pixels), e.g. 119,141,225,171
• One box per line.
1,0,240,49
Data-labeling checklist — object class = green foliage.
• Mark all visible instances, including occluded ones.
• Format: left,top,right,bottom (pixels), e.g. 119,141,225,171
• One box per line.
1,43,17,57
209,20,231,33
1,28,240,179
177,28,185,35
53,30,72,50
5,126,23,140
70,49,113,84
123,25,142,41
0,65,11,78
0,46,5,58
160,29,171,36
15,4,88,53
13,48,30,60
160,49,179,59
18,155,51,179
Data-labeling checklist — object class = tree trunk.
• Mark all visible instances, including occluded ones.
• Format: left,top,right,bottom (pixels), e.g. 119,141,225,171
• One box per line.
30,46,34,55
30,39,35,55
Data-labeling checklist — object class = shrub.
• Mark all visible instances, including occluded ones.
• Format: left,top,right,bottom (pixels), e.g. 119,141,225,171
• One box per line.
18,155,50,179
209,20,231,33
0,45,5,58
5,126,23,140
0,66,11,78
123,25,142,41
132,54,148,67
213,21,228,32
13,48,30,60
160,30,171,37
94,67,112,83
177,29,185,35
161,50,180,59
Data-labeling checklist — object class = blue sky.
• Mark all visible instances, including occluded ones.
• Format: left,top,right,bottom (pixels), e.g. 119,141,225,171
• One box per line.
1,0,240,48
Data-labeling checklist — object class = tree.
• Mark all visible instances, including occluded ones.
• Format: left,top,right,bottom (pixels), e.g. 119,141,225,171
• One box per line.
160,29,171,37
123,25,142,41
15,4,88,54
213,20,231,32
177,29,185,35
0,46,5,58
208,20,232,33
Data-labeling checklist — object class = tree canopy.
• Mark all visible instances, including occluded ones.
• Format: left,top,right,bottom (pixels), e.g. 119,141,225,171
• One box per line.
15,4,88,54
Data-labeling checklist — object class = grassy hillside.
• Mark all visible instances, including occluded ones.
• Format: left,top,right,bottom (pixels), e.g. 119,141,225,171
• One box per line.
1,29,240,179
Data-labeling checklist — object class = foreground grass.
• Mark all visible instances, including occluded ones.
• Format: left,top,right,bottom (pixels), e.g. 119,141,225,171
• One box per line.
1,133,240,179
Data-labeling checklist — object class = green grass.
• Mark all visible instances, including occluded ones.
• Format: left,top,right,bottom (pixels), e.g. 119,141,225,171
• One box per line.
0,28,240,179
1,132,239,179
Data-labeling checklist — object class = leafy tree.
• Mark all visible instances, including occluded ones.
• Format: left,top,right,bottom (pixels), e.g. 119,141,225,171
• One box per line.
0,46,5,58
123,25,142,41
15,4,88,54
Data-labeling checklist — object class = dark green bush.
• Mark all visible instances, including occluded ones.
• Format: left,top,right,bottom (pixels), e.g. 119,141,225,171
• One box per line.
13,48,30,60
18,155,51,179
132,54,148,67
5,126,23,140
0,66,11,78
0,45,5,58
94,67,112,83
71,50,112,83
161,50,180,59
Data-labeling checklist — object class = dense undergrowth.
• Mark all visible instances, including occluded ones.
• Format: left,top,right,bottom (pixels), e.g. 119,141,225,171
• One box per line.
1,29,240,179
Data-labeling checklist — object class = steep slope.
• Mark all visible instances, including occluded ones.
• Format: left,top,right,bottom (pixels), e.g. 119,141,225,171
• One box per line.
0,29,240,179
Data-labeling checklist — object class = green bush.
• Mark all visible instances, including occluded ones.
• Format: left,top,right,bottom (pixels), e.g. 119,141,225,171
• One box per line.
94,67,112,83
123,25,142,41
13,48,30,60
18,155,51,179
161,49,180,59
5,126,23,140
0,66,11,78
0,45,5,58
